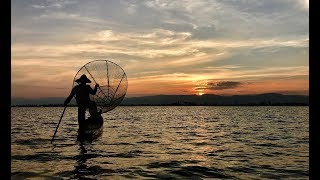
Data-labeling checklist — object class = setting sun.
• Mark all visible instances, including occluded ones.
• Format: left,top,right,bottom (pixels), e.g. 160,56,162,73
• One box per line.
196,89,205,96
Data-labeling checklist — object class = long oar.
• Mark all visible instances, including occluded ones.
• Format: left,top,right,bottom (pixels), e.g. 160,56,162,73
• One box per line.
51,106,67,144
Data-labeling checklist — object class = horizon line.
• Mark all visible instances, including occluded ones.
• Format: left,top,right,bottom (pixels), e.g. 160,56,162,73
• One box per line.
11,92,309,99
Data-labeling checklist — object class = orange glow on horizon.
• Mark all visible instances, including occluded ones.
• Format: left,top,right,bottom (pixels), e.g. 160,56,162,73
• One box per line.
12,78,309,98
197,92,204,96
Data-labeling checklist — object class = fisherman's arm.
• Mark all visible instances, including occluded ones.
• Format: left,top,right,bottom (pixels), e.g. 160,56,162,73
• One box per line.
90,84,99,95
64,87,76,106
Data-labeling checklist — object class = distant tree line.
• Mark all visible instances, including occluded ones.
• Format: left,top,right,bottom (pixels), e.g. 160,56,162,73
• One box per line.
120,102,309,106
11,102,308,107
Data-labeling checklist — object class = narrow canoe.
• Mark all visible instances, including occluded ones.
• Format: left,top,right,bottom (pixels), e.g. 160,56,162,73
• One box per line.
77,116,103,141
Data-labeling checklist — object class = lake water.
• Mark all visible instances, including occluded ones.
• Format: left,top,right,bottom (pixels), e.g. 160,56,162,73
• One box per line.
11,106,309,179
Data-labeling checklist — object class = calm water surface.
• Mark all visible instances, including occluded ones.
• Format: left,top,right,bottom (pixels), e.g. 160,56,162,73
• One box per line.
11,106,309,179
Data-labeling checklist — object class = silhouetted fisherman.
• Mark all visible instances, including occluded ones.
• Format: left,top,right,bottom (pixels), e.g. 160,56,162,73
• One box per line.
64,74,99,132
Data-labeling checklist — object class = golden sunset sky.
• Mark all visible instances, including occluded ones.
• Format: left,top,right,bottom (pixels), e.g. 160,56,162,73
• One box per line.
12,0,309,98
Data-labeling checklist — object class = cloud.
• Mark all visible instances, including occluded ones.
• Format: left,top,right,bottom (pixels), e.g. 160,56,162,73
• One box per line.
196,81,243,90
32,12,105,24
31,5,46,9
142,0,308,39
126,4,137,15
208,81,243,90
227,66,309,80
191,77,308,96
31,0,78,9
12,28,308,63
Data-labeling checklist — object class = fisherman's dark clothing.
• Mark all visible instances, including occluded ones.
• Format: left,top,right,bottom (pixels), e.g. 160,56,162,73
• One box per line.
64,84,98,131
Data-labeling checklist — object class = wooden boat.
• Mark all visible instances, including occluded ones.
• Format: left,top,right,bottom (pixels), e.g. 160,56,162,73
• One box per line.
77,115,103,141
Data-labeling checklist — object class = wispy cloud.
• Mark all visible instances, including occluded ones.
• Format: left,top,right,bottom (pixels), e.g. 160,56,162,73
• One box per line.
12,28,308,61
204,81,243,90
32,12,105,24
31,0,78,9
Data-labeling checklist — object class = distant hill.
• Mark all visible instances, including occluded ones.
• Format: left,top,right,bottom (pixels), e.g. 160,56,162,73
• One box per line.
121,93,308,106
11,93,308,106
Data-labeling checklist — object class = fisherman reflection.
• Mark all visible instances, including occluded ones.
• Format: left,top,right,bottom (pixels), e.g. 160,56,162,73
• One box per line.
73,142,104,179
73,143,90,179
64,74,99,133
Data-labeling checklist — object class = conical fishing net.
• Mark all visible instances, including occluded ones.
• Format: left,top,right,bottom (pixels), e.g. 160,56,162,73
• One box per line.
72,60,128,113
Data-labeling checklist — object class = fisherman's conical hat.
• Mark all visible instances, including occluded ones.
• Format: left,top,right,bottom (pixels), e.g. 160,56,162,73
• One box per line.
75,74,91,83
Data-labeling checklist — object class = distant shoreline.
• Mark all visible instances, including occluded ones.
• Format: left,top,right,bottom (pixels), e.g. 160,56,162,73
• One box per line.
11,93,309,107
11,103,309,107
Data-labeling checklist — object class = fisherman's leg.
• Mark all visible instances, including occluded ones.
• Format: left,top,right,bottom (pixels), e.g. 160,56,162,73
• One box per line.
78,107,86,131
